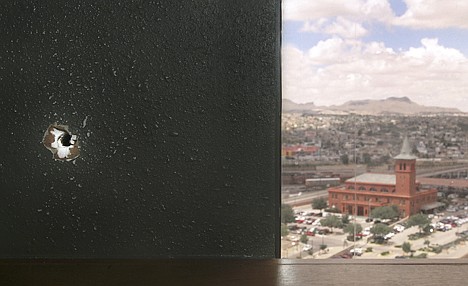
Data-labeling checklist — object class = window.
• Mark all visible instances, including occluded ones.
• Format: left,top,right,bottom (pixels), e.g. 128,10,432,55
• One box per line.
281,0,467,263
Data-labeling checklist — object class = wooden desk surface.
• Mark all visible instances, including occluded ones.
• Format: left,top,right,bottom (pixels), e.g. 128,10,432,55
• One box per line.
1,259,468,285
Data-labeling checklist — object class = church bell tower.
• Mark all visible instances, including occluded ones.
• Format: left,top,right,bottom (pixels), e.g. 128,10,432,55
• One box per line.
394,136,417,196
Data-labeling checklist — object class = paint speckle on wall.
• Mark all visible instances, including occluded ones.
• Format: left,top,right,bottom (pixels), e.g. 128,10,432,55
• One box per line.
43,124,80,161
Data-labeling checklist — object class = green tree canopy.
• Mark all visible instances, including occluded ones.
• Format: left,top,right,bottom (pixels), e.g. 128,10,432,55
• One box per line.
281,204,295,224
407,213,431,233
363,153,372,165
320,215,343,232
340,154,349,165
343,223,363,236
370,223,392,236
402,242,412,255
341,214,350,225
300,234,309,244
312,197,328,210
371,205,399,220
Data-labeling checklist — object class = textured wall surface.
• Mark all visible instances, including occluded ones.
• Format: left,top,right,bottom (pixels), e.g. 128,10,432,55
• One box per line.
0,1,281,258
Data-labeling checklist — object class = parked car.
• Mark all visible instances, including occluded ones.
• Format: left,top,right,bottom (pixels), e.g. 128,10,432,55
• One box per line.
317,228,331,235
384,232,395,240
393,224,405,233
287,224,299,231
362,227,371,236
350,248,363,256
289,236,299,243
306,228,316,236
305,219,315,225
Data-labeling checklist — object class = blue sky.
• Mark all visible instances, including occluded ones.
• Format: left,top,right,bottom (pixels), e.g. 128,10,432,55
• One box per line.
282,0,468,111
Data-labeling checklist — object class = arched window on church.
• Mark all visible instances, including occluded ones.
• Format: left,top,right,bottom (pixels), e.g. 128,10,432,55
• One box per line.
348,185,354,190
369,187,376,192
359,186,367,191
381,188,389,193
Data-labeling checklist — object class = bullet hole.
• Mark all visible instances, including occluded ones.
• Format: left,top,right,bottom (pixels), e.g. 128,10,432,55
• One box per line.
60,133,72,146
43,123,80,161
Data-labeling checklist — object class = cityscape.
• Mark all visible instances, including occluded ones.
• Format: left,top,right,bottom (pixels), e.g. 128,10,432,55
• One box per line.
281,111,468,259
281,0,468,261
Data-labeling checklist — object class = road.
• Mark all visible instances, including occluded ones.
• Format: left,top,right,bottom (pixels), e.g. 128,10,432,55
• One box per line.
283,190,328,207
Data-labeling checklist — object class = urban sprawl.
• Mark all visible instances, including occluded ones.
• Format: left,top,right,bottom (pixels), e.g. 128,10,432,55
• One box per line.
282,113,468,259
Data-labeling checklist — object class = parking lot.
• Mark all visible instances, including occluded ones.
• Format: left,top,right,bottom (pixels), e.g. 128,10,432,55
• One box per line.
282,205,468,259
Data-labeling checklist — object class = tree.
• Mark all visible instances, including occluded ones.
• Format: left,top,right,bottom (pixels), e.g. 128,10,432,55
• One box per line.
325,207,340,213
281,224,289,237
312,197,328,210
379,155,391,165
340,154,349,165
341,214,350,225
320,215,343,232
300,234,309,244
370,223,392,237
407,213,431,234
281,204,295,224
344,223,363,237
371,205,399,220
363,153,372,165
402,242,412,256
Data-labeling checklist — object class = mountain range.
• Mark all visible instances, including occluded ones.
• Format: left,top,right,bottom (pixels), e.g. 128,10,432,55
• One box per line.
283,97,464,116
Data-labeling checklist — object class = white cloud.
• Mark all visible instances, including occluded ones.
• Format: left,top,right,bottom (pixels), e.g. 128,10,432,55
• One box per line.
283,0,394,21
302,17,368,39
282,38,468,111
394,0,468,29
404,38,466,63
284,0,394,38
282,0,468,111
283,0,365,21
284,0,468,32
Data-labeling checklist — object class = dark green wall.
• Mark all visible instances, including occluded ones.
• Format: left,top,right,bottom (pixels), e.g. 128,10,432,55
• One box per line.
0,1,281,258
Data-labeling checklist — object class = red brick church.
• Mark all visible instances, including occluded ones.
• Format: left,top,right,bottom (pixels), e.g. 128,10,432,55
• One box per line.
328,137,438,217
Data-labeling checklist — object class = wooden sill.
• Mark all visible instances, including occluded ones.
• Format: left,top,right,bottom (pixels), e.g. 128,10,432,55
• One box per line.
1,259,468,285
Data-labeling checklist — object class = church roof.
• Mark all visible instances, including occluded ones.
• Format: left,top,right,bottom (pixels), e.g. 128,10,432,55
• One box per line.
394,136,418,160
345,173,396,185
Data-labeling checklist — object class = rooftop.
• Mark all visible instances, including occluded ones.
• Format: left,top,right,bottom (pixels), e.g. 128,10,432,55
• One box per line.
345,173,396,185
394,136,418,160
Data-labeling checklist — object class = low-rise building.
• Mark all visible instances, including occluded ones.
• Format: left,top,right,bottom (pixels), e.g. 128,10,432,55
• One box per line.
328,137,438,217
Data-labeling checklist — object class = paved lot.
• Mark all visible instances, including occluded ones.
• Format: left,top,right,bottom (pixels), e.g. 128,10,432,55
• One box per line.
282,206,468,259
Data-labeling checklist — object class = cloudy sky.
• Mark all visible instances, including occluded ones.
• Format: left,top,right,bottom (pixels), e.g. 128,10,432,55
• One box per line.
282,0,468,111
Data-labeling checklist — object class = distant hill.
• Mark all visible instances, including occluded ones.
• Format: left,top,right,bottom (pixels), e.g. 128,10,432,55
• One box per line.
282,99,318,113
283,97,464,115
